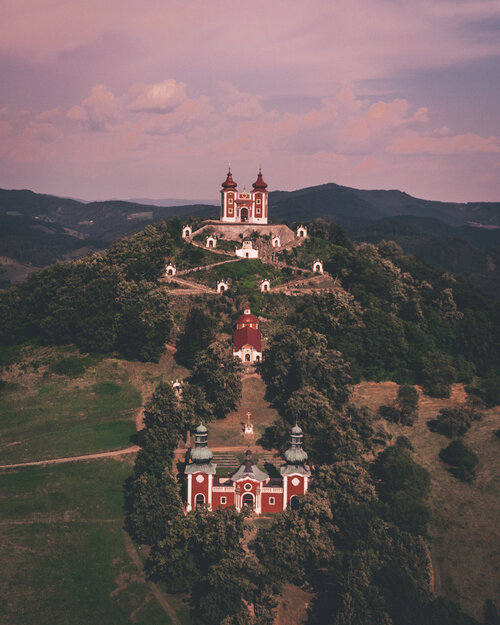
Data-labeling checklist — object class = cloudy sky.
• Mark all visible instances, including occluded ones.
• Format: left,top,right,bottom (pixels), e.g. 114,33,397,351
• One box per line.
1,0,500,202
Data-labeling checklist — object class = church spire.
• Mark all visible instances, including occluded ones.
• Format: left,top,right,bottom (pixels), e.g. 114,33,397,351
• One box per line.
284,424,308,465
222,165,237,189
252,167,267,190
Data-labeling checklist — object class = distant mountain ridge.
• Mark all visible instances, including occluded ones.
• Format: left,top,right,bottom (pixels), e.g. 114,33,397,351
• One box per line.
269,182,500,228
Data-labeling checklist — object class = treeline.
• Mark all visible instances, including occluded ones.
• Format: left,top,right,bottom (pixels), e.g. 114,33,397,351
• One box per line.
0,222,180,360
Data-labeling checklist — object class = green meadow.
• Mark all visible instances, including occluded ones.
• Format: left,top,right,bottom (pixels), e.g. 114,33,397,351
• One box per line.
0,459,191,625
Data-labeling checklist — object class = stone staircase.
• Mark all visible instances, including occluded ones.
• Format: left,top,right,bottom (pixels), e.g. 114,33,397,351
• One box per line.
212,452,239,468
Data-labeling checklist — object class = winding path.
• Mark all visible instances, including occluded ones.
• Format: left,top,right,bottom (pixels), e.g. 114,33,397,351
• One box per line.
0,446,140,470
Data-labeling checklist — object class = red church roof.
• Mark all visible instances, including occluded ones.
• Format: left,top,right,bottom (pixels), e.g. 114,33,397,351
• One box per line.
233,326,261,352
222,167,237,189
252,169,267,190
237,309,259,327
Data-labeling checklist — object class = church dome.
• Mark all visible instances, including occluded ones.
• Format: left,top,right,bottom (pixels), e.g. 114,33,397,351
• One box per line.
284,445,308,465
190,423,213,463
284,424,308,465
252,168,267,190
237,308,258,326
222,167,237,189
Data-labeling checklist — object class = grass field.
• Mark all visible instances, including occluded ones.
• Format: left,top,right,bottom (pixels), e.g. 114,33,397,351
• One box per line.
207,375,280,448
352,382,500,620
0,346,188,465
0,458,191,625
0,361,140,465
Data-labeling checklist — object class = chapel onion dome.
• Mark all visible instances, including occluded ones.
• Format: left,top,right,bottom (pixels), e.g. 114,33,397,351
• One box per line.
284,424,308,465
252,168,268,190
222,167,237,189
237,308,259,326
190,423,214,464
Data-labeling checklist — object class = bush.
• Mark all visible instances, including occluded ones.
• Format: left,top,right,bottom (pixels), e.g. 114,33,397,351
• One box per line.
421,352,457,398
439,439,478,482
427,406,483,438
467,374,500,408
379,384,419,425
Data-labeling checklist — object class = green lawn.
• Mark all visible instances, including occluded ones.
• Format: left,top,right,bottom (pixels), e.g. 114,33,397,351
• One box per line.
0,377,140,464
0,459,190,625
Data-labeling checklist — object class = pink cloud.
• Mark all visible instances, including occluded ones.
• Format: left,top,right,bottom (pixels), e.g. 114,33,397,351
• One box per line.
128,80,187,114
389,131,500,155
67,84,119,131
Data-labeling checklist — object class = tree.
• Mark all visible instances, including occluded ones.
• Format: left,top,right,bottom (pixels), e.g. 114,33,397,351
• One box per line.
176,307,216,368
125,470,183,544
439,439,478,482
189,342,243,419
134,382,188,475
261,327,352,406
421,352,456,398
116,280,173,361
427,406,482,438
379,385,419,426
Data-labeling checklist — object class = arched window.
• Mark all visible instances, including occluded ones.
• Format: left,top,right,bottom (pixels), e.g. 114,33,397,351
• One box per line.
241,207,248,222
195,494,205,507
245,353,251,362
289,495,300,511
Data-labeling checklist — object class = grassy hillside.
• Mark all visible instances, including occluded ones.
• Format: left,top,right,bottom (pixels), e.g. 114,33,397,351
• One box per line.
352,382,500,620
0,458,191,625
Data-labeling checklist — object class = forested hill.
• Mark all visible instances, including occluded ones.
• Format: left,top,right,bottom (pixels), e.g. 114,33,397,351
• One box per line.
1,185,499,297
269,183,500,228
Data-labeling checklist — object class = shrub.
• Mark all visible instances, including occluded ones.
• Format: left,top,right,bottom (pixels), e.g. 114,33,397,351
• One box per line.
439,439,478,482
379,384,419,425
427,406,483,438
421,352,456,398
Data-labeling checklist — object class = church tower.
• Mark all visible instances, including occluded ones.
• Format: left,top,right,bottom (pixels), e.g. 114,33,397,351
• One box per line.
185,424,216,511
280,424,311,510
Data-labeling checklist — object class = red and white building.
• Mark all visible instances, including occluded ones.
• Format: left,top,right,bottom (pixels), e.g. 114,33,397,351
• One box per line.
233,308,262,364
185,424,311,514
220,167,268,224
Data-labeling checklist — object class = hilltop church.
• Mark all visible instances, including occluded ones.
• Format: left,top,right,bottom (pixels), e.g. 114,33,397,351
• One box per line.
220,167,268,224
185,423,311,514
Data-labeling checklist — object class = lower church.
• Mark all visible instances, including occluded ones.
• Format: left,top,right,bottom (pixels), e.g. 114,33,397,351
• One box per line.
185,424,311,514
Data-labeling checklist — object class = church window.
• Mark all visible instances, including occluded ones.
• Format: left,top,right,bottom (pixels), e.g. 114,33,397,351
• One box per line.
244,483,252,491
221,497,227,504
269,497,275,505
196,474,205,483
291,477,300,486
256,198,261,204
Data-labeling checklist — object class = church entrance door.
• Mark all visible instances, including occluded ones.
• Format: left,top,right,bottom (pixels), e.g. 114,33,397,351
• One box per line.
241,207,248,222
242,493,254,509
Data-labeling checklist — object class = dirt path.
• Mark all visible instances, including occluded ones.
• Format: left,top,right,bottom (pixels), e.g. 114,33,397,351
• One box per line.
0,446,140,470
123,532,182,625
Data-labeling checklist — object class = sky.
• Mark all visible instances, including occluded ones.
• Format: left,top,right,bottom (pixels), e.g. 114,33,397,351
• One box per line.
1,0,500,203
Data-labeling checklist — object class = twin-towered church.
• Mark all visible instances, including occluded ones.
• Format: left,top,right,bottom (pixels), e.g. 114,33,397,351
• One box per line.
220,167,269,224
185,423,311,514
